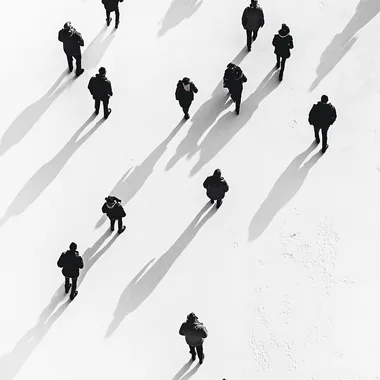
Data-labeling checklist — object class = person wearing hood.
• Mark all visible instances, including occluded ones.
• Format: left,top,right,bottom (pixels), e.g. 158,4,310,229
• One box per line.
101,196,126,233
57,242,84,300
308,95,337,153
272,23,294,81
179,313,208,364
228,66,247,115
88,67,113,119
175,77,198,120
223,63,238,96
102,0,124,28
241,0,265,52
58,22,85,76
203,169,229,209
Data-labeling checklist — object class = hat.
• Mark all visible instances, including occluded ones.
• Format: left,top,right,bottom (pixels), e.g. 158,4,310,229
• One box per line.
105,196,117,204
321,94,329,103
187,312,197,321
99,67,106,75
213,169,222,177
227,63,235,69
63,22,72,30
69,242,77,251
182,77,190,84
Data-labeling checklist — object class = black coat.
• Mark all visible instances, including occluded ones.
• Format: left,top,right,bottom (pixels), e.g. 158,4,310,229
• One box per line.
308,102,337,126
57,250,84,278
88,74,113,100
229,69,247,96
102,0,123,11
203,175,229,200
102,201,126,220
241,5,265,31
272,30,294,58
175,81,198,107
58,28,84,56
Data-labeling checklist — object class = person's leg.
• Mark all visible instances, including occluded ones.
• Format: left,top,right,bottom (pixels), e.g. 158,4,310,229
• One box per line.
189,345,196,360
252,29,258,42
246,29,252,51
276,54,281,69
115,6,120,26
322,125,329,151
235,92,242,115
313,125,320,143
106,9,112,25
196,345,204,363
74,54,83,75
103,97,110,118
216,199,223,208
110,218,115,231
66,53,73,72
71,277,77,295
118,218,123,231
94,98,100,114
279,57,287,80
65,277,71,293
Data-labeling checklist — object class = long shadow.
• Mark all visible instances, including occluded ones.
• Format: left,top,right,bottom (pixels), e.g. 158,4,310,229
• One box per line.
0,26,115,158
248,143,323,241
189,67,280,176
0,115,105,228
172,360,193,380
105,203,216,338
181,364,200,380
158,0,204,37
310,0,380,91
95,120,185,229
0,288,70,380
166,48,248,171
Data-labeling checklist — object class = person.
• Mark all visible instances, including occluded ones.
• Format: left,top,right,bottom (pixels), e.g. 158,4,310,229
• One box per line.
203,169,229,209
241,0,265,51
272,23,294,81
102,0,124,28
308,95,337,153
102,196,126,233
228,66,247,115
58,22,85,76
57,242,84,300
175,77,198,120
179,313,208,364
88,67,113,119
223,63,236,96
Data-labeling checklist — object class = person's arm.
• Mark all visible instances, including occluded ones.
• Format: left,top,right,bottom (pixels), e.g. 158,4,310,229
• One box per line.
260,9,265,27
272,35,277,47
108,81,113,97
191,83,198,94
203,178,209,189
102,204,108,214
58,30,64,42
179,323,186,335
308,105,316,125
241,9,248,29
331,106,337,124
201,325,208,338
242,74,247,83
77,32,84,47
78,256,84,269
289,36,294,49
57,253,65,267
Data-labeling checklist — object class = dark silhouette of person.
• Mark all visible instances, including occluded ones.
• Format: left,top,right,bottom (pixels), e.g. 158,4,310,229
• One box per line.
241,0,265,51
102,196,127,233
223,63,241,97
57,242,84,300
58,22,85,76
179,312,208,364
308,95,337,153
102,0,124,28
272,23,294,81
175,77,198,119
228,66,247,115
88,67,113,118
203,169,229,208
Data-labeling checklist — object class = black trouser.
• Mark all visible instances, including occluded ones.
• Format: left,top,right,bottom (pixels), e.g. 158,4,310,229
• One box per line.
106,7,120,24
65,277,78,296
231,90,242,114
246,29,258,50
189,344,204,359
94,97,110,116
276,55,287,76
313,124,330,149
65,53,82,72
110,218,123,231
180,101,192,116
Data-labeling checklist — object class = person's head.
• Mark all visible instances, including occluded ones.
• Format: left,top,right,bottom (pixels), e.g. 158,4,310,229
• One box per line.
182,77,190,85
321,95,329,103
250,0,258,8
281,23,290,32
105,196,117,205
99,67,107,77
227,63,235,69
213,169,222,177
187,312,197,322
69,242,77,251
63,21,72,30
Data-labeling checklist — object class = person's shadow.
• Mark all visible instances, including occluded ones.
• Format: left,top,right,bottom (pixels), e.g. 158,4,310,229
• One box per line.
248,143,323,241
310,0,380,91
165,48,248,171
104,203,216,338
95,120,185,229
0,114,105,229
0,288,70,380
189,67,280,177
158,0,204,37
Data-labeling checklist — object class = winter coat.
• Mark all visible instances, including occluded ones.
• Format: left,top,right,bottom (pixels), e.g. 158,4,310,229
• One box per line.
272,28,294,58
179,320,208,347
228,68,247,95
57,250,84,278
102,0,123,11
203,175,229,200
102,201,126,220
308,102,337,126
88,74,113,100
175,81,198,107
241,5,265,31
58,28,84,56
223,66,239,89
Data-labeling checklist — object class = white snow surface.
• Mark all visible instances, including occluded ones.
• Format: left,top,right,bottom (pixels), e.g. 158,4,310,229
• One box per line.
1,0,380,379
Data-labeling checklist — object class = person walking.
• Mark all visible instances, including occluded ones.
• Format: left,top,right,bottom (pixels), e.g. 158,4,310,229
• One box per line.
102,0,124,28
203,169,229,209
179,313,208,364
241,0,265,52
58,22,85,76
308,95,337,153
57,242,84,300
228,66,247,115
223,63,236,96
175,77,198,120
102,196,126,233
88,67,113,118
272,23,294,81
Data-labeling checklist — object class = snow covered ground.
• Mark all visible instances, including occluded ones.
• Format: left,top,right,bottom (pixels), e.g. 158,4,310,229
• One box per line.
1,0,380,379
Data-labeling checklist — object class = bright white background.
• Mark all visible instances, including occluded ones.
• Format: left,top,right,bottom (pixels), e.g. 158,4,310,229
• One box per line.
1,0,380,379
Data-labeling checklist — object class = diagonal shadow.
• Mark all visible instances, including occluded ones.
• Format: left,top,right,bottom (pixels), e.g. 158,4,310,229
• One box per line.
166,47,248,171
0,288,70,380
310,0,380,91
0,26,115,158
172,360,193,380
95,120,186,229
0,115,105,228
189,67,280,177
104,203,216,338
180,364,200,380
158,0,204,37
248,143,323,241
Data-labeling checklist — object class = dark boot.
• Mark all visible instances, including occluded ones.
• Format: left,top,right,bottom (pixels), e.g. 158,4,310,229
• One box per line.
118,226,126,234
321,144,329,154
107,17,112,26
76,68,84,77
216,200,223,209
210,199,214,204
115,20,120,29
65,283,71,294
184,113,190,120
70,291,78,300
104,108,112,119
199,354,204,364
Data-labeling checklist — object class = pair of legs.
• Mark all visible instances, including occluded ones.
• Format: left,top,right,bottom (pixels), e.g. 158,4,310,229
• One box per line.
180,102,192,119
246,29,258,51
106,7,120,27
110,217,125,233
313,124,330,151
94,97,111,118
230,91,242,115
65,53,83,75
189,344,204,363
209,198,223,208
276,55,287,80
65,277,78,299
